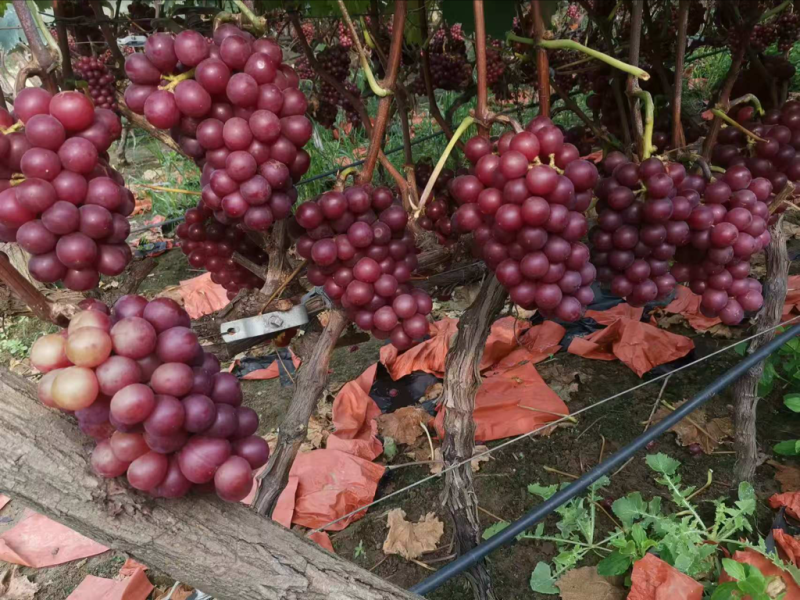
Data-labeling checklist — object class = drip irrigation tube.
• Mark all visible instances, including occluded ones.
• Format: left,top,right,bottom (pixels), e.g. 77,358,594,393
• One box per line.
409,322,800,596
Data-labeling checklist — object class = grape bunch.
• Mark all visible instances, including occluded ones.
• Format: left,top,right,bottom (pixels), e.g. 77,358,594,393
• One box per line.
294,186,434,351
295,57,314,81
415,160,464,245
0,88,131,291
74,55,118,112
31,297,270,502
776,11,800,51
176,203,267,300
124,25,312,230
669,165,769,324
592,154,700,306
732,58,797,110
717,99,800,193
311,45,352,129
411,23,472,94
337,21,353,49
486,39,507,92
750,22,778,51
298,21,316,45
450,117,598,321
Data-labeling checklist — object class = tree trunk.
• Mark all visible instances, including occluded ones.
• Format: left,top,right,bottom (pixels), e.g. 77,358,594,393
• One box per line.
440,275,507,600
254,309,349,517
115,121,130,166
733,217,789,483
0,368,419,600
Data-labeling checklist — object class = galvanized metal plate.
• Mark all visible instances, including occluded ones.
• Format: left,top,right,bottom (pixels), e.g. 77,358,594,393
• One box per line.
220,304,310,343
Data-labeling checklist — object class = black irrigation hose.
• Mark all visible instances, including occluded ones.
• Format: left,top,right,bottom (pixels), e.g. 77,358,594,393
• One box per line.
409,322,800,596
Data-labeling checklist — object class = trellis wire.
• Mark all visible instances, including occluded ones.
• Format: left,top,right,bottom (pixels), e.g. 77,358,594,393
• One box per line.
311,313,800,533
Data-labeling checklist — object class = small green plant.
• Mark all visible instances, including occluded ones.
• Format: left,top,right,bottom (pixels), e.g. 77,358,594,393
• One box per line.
711,559,786,599
482,454,768,595
354,540,366,560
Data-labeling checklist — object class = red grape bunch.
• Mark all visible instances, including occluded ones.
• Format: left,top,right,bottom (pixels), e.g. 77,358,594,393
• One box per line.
449,117,598,321
31,297,270,503
311,45,352,129
0,88,131,291
124,25,312,230
415,160,465,246
73,55,118,112
669,167,769,325
176,203,267,300
592,153,702,307
337,21,354,49
717,99,800,194
411,23,473,95
294,186,434,351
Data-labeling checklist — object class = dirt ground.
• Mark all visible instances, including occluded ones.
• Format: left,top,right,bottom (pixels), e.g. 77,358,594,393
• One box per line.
1,228,799,599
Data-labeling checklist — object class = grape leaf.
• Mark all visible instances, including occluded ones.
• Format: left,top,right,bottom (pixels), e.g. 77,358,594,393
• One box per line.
774,440,800,456
785,393,800,413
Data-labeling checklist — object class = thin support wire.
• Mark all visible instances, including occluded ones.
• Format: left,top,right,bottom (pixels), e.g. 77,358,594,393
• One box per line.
311,314,800,533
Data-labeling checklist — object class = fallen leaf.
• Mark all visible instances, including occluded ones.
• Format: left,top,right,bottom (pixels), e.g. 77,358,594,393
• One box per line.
154,583,194,600
784,221,800,239
383,509,444,560
540,364,584,402
423,382,443,402
706,324,737,339
377,407,431,445
429,445,490,474
557,566,626,600
0,566,39,600
769,460,800,493
404,436,440,462
651,401,733,454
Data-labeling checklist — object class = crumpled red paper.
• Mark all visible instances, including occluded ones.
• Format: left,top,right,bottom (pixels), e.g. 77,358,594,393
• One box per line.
380,317,459,380
66,560,153,600
274,449,385,531
721,549,800,599
770,492,800,520
238,351,302,380
0,509,108,567
479,316,532,370
494,321,565,370
628,553,703,600
663,286,722,331
326,364,383,460
774,529,800,566
435,361,569,442
783,276,800,322
178,272,230,319
586,303,647,325
568,316,695,377
308,531,334,552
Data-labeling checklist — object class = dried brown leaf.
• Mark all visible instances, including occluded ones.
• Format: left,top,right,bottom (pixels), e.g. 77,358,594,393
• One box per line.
382,509,444,560
154,584,195,600
706,324,736,339
651,401,733,454
783,221,800,239
769,460,800,493
423,382,443,402
0,566,39,600
377,407,430,445
541,365,584,402
556,567,626,600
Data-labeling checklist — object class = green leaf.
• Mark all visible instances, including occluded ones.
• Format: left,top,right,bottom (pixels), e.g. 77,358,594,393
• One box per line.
631,524,648,547
774,440,800,456
722,558,748,582
785,393,800,413
528,482,559,500
597,551,632,577
0,2,8,18
529,562,559,595
382,437,398,460
646,453,681,476
710,582,742,599
482,521,510,540
734,341,749,356
612,493,647,529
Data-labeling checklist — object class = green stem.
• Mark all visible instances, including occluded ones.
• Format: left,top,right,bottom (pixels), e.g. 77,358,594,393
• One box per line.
415,116,474,217
160,68,196,92
633,90,655,159
507,34,650,80
761,0,791,22
710,109,767,142
338,0,391,97
665,475,705,530
730,93,765,116
232,0,265,35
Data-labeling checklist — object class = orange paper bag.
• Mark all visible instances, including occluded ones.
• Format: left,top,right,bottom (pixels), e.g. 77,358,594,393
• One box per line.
628,553,703,600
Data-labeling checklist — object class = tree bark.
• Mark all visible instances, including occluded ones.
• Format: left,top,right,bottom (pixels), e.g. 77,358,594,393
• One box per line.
254,309,349,517
701,43,747,160
440,275,507,600
14,1,57,93
733,217,789,483
0,368,419,600
0,251,69,327
115,121,130,166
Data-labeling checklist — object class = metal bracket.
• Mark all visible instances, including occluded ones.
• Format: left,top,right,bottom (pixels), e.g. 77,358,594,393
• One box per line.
219,287,332,344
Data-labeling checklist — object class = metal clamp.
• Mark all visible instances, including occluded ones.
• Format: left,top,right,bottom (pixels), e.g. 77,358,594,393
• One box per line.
219,287,332,344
